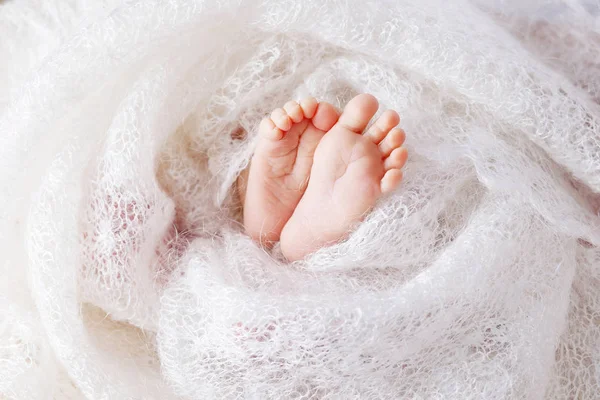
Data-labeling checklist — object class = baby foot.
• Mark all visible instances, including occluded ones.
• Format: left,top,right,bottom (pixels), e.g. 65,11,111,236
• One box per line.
280,94,407,261
242,98,340,244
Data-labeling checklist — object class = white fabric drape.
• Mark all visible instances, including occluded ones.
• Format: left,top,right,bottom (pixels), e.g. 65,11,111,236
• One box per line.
1,0,599,398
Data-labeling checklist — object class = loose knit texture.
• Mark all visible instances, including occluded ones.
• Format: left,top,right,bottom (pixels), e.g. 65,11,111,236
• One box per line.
1,0,600,399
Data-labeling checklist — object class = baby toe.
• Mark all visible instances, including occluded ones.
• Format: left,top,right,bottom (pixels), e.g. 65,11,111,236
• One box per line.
337,93,379,133
380,169,404,193
300,97,318,119
379,127,406,157
365,109,400,144
384,147,408,170
284,101,304,123
271,108,292,131
311,102,340,132
259,117,283,140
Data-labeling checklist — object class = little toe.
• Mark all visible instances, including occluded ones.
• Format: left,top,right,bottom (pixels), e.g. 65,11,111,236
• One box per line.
259,117,284,141
380,169,404,193
300,97,318,119
336,93,379,133
271,108,292,131
384,147,408,170
365,109,400,144
379,127,406,157
311,102,340,132
284,101,304,123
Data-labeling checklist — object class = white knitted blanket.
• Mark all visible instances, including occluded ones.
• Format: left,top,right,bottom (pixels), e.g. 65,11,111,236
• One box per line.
1,0,599,398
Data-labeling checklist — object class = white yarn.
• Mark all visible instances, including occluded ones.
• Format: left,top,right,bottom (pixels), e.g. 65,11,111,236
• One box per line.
1,0,599,398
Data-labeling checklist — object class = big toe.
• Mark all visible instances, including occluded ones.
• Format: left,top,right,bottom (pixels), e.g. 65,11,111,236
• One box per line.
311,102,340,132
337,94,379,133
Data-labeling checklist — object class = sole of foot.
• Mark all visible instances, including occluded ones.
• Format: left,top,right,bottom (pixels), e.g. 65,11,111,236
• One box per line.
241,97,340,245
280,94,407,261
